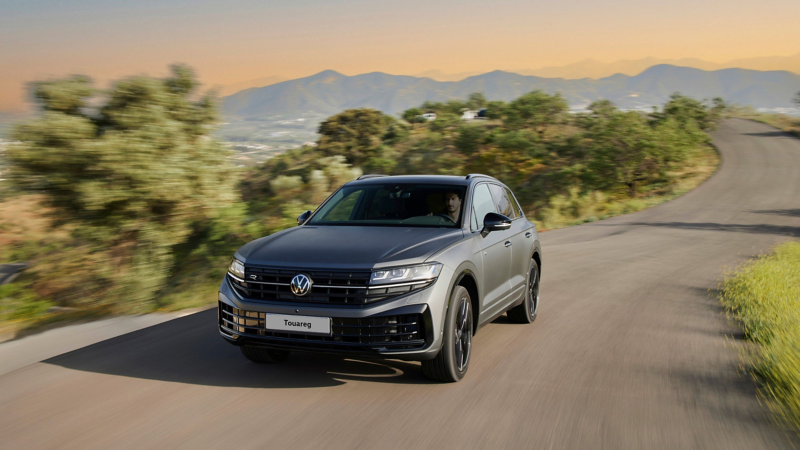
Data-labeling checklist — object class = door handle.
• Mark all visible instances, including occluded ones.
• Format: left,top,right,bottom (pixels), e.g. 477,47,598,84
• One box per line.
525,232,532,238
504,241,512,248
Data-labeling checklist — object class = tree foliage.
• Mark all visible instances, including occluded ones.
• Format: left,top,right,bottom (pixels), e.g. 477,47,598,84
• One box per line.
6,65,239,307
657,93,726,131
4,81,722,317
502,91,569,136
245,90,719,237
401,107,425,123
317,108,401,166
466,93,487,109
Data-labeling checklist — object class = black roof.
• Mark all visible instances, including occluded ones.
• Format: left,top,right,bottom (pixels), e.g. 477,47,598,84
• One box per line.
347,174,497,186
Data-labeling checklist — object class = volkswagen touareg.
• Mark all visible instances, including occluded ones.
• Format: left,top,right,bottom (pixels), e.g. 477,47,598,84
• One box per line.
219,174,542,382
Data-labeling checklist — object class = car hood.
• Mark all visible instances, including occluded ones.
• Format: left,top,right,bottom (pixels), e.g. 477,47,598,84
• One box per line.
236,226,464,269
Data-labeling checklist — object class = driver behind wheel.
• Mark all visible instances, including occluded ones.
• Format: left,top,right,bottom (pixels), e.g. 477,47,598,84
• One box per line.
444,190,462,223
428,190,461,223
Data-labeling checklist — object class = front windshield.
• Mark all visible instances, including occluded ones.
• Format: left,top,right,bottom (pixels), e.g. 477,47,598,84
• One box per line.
308,183,467,227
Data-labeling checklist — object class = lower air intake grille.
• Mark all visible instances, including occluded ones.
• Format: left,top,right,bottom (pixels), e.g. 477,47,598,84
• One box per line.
218,302,426,350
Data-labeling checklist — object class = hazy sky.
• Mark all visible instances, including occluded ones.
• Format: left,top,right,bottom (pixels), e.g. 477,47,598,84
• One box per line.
2,0,799,111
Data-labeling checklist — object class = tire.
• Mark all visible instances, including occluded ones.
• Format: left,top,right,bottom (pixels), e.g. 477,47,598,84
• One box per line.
507,259,540,324
422,286,473,382
240,345,290,363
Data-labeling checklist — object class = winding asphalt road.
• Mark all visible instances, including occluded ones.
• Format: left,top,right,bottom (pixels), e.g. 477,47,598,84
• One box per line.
1,119,799,449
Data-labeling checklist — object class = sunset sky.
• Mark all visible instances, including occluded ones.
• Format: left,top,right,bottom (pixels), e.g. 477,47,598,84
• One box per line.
2,0,799,111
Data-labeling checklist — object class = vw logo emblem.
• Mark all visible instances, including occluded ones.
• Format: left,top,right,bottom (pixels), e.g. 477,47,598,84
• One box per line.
290,274,312,297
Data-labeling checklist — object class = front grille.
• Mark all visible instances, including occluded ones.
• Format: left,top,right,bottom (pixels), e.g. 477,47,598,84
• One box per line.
218,302,426,350
228,266,433,305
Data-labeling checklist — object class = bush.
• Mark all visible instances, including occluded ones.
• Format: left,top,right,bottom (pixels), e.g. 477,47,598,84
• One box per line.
720,241,800,431
4,65,241,311
0,283,53,324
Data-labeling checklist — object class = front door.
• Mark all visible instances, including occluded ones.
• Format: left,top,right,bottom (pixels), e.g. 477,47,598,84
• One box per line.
488,184,530,294
471,183,512,310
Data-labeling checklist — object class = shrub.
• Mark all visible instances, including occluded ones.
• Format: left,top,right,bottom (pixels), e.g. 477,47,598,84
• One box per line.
720,241,800,431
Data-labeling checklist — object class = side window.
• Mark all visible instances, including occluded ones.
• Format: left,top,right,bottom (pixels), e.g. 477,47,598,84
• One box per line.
504,187,523,218
471,184,496,231
488,184,517,219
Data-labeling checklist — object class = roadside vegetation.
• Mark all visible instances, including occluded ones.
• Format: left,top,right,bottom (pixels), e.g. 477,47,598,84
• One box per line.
727,105,800,138
719,241,800,433
1,65,723,336
726,91,800,138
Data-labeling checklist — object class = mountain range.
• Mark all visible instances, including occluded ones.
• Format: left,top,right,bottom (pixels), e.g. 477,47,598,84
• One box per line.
218,76,288,96
222,65,800,118
513,53,800,80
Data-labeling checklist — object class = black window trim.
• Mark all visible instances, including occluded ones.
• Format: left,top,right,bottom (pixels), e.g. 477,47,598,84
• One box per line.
467,181,499,233
485,181,524,222
500,184,525,220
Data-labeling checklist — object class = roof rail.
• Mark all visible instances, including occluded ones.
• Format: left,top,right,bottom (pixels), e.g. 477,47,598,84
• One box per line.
356,174,389,180
465,173,496,180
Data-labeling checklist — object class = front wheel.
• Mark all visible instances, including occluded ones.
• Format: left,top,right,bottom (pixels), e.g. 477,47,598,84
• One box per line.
507,259,539,324
422,286,473,382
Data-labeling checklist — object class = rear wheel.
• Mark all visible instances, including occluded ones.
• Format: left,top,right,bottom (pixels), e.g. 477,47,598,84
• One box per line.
507,259,539,324
422,286,473,382
240,346,290,363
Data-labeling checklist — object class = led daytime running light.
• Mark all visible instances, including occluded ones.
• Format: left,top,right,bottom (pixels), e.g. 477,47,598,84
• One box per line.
228,258,245,279
370,263,442,285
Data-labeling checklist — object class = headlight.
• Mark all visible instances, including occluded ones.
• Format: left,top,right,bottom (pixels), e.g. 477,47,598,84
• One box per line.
370,263,442,285
228,258,245,279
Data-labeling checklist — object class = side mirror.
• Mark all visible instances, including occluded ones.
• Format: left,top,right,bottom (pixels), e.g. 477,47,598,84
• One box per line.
297,210,312,226
482,212,511,235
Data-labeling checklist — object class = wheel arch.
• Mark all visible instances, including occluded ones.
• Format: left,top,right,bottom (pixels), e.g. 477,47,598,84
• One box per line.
451,268,481,336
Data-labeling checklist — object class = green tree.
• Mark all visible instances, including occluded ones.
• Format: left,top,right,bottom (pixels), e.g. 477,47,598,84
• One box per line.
6,65,238,307
455,124,487,155
317,108,393,166
503,91,569,137
484,100,507,120
659,93,722,131
420,100,466,116
794,91,800,107
584,111,659,197
588,99,617,118
401,107,424,123
428,112,460,133
466,92,487,110
710,97,727,122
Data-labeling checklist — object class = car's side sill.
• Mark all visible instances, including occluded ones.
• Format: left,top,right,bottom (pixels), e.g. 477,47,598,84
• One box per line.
475,286,525,333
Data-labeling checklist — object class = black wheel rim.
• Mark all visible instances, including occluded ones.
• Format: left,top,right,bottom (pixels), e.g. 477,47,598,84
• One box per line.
528,266,539,317
454,296,472,372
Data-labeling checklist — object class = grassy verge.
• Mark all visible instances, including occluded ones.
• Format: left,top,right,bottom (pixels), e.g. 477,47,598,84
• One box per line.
535,143,719,230
727,106,800,138
719,241,800,432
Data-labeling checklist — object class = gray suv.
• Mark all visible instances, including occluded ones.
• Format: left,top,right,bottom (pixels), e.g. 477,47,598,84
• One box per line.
219,174,542,382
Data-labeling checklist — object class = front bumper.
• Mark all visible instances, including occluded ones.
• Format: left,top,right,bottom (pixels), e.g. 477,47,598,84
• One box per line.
217,271,453,361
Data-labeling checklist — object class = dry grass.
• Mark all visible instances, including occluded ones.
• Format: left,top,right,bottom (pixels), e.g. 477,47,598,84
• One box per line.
0,195,67,259
719,241,800,433
727,106,800,138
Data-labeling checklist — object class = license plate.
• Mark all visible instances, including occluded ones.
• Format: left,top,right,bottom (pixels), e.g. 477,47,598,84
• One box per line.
265,313,331,336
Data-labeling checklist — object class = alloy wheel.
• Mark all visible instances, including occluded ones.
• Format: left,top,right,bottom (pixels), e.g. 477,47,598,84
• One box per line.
529,266,539,317
454,296,472,372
